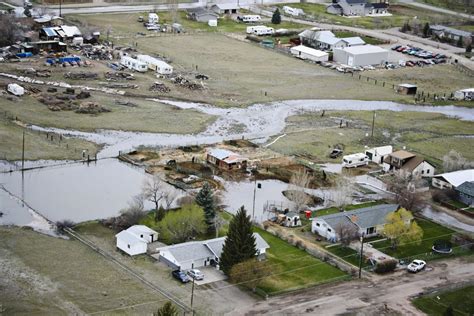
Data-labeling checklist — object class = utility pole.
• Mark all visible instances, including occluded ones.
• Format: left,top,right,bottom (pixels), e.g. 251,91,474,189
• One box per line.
190,275,195,315
358,236,364,279
371,111,376,139
59,0,62,17
21,131,25,170
252,176,257,222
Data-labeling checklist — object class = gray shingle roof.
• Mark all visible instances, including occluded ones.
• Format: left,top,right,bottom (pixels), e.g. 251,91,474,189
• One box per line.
456,181,474,197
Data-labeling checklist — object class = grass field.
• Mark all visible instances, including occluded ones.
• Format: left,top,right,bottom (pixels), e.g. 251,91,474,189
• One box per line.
412,285,474,316
269,110,474,165
416,0,474,14
254,228,348,295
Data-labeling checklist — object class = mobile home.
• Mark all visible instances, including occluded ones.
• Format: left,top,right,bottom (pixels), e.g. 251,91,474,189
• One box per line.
136,54,173,75
342,153,369,168
120,56,148,72
290,45,329,62
238,15,261,23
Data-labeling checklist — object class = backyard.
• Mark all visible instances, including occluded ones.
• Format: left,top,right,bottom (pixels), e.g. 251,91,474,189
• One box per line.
412,285,474,316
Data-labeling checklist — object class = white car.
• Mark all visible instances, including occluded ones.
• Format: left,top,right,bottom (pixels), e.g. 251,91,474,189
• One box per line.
187,269,204,280
407,259,426,273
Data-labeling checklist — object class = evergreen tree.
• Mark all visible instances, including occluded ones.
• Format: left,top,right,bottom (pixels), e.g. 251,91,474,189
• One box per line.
466,43,472,53
422,22,430,37
457,36,464,48
272,8,281,25
220,206,257,275
195,182,216,235
155,301,179,316
155,206,166,222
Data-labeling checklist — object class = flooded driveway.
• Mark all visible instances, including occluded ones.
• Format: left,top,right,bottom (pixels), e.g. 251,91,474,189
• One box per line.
421,206,474,233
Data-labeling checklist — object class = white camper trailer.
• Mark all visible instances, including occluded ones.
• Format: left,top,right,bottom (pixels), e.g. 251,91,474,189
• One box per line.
148,13,159,24
253,26,274,36
7,83,25,96
342,153,369,168
365,145,393,164
283,6,304,16
246,25,266,34
120,56,148,72
239,15,261,23
136,55,173,75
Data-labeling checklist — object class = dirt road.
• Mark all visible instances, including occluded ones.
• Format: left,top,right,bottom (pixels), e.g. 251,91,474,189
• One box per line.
235,257,474,315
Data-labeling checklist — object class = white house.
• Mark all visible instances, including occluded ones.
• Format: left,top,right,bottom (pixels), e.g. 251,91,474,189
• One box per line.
136,54,173,75
333,45,389,67
115,225,159,256
365,145,393,164
156,233,270,270
290,45,329,63
298,29,365,51
311,204,401,242
382,150,435,178
432,169,474,190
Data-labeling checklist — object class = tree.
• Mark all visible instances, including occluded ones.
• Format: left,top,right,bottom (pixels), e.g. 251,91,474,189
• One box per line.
142,174,165,217
386,170,424,211
335,222,359,246
155,301,179,316
271,8,281,25
156,204,206,244
457,36,464,48
0,15,22,47
467,43,473,53
288,170,312,211
422,22,430,37
107,195,145,231
229,259,273,291
195,182,216,236
383,208,423,249
332,177,355,209
442,150,474,172
220,206,257,275
443,305,454,316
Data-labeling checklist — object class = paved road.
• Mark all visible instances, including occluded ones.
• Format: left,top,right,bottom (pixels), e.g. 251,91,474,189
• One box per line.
236,257,474,315
398,0,474,21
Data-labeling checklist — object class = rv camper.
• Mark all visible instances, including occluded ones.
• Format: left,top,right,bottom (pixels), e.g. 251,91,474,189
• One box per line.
246,25,266,34
342,153,369,168
136,55,173,75
253,26,274,36
148,13,159,24
238,15,261,23
120,56,148,72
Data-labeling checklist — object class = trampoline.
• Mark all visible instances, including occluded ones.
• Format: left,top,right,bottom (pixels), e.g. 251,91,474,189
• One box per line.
432,240,453,254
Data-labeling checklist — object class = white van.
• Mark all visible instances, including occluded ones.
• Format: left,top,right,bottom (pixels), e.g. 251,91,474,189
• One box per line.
253,26,274,36
246,25,266,34
342,153,369,168
239,15,261,23
120,56,148,72
148,13,159,24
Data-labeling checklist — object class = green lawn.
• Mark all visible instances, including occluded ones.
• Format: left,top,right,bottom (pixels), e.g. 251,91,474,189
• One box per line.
254,228,347,295
333,31,385,45
325,244,371,268
412,285,474,316
371,218,461,261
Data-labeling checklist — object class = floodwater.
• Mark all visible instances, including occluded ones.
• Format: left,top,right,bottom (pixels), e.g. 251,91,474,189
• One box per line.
421,206,474,233
28,99,474,159
0,159,172,223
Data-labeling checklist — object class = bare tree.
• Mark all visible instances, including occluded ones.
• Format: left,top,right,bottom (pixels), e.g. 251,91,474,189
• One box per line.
442,150,474,172
142,174,165,211
332,177,355,209
0,15,22,47
386,170,424,211
288,170,312,211
212,213,228,238
335,222,359,246
162,188,178,210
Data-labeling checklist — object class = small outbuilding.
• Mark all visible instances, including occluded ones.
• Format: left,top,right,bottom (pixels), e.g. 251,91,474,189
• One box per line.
333,44,389,67
283,212,302,227
115,225,159,256
454,88,474,101
7,83,25,96
455,181,474,207
211,3,239,15
365,145,393,164
290,45,329,62
206,148,247,171
397,83,417,95
187,7,219,23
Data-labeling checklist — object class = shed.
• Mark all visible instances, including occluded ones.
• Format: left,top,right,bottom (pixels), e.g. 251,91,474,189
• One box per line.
290,45,329,62
115,225,158,256
206,148,247,171
211,3,239,15
333,44,389,67
187,7,219,23
455,181,474,206
365,145,393,164
283,212,302,227
397,83,417,95
136,54,173,74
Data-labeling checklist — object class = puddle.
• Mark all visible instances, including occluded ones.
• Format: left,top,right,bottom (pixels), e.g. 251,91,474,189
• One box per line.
421,206,474,233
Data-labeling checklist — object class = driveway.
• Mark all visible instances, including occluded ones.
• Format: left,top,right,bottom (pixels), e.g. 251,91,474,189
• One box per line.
195,266,227,286
235,257,473,315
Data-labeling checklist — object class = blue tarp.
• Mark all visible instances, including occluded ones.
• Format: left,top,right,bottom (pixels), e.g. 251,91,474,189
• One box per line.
16,52,33,58
59,56,81,63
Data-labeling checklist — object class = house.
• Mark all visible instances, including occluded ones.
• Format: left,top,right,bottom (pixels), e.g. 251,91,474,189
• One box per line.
365,145,393,164
206,148,248,171
327,0,389,16
455,181,474,206
136,54,173,74
40,25,82,42
397,83,417,95
454,88,474,101
187,7,219,23
333,44,389,66
115,225,159,256
30,40,67,53
382,150,435,177
156,233,270,270
298,29,365,51
311,204,402,241
290,45,329,62
432,169,474,190
429,25,472,42
211,3,239,15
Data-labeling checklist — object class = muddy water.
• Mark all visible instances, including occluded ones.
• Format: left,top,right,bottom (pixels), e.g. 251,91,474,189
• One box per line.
421,206,474,233
28,99,474,158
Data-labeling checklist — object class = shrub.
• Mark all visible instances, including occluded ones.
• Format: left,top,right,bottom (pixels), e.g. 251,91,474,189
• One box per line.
374,259,397,274
56,220,75,233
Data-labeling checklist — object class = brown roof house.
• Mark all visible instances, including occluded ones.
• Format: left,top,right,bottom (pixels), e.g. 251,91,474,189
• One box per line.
382,150,435,177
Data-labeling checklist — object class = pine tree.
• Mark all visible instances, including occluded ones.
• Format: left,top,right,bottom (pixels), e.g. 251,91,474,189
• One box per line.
155,206,166,222
272,8,281,25
195,182,216,235
220,206,257,275
155,301,178,316
466,43,472,53
422,22,430,38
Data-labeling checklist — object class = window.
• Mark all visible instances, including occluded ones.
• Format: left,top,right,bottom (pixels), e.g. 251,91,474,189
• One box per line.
316,223,320,227
427,169,430,174
421,170,424,174
127,244,130,249
140,234,143,238
327,228,332,232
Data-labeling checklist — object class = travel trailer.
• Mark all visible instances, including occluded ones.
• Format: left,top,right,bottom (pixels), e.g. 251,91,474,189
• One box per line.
342,153,369,168
148,13,159,24
238,15,261,23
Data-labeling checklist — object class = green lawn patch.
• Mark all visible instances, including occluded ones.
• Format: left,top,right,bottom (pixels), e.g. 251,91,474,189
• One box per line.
446,200,468,209
333,31,385,45
254,227,347,295
325,244,370,268
412,285,474,316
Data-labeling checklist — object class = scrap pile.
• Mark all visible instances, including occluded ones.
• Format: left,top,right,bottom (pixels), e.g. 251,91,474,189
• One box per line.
64,72,98,80
149,81,170,93
35,88,104,113
104,72,135,81
20,68,51,78
75,101,111,114
170,75,203,90
80,45,113,60
101,82,138,89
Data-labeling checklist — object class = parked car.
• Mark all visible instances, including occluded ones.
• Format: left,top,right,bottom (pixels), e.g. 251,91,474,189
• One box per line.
329,148,343,159
391,45,401,50
172,270,190,283
407,259,426,273
187,269,204,280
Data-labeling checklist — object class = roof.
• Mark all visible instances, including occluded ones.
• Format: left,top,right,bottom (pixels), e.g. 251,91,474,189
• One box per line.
337,44,388,55
343,0,367,4
208,148,233,160
390,150,416,160
401,156,425,172
457,88,474,93
115,230,143,245
399,83,417,88
327,3,342,9
42,27,58,37
372,2,388,8
291,45,329,57
299,29,334,41
341,37,365,45
315,204,400,230
430,25,472,37
187,7,218,16
286,212,300,218
60,25,81,37
366,145,393,156
136,54,172,68
127,225,158,236
456,181,474,197
434,169,474,187
212,3,239,10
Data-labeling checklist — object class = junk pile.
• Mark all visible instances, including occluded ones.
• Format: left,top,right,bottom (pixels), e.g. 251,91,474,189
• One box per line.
64,72,98,80
75,101,110,114
100,82,138,89
80,45,113,60
36,89,100,112
149,81,170,93
20,68,52,78
170,75,203,90
105,72,135,81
